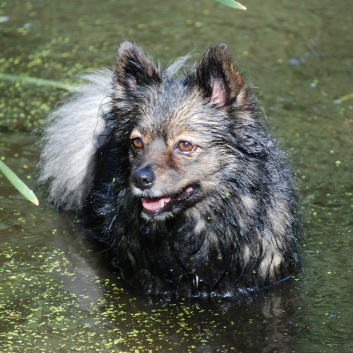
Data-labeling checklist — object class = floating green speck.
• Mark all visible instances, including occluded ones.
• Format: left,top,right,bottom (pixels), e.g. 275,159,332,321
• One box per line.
335,92,353,104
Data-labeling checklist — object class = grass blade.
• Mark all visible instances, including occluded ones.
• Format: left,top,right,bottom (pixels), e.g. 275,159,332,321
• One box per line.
215,0,247,10
335,92,353,104
0,160,39,206
0,73,74,91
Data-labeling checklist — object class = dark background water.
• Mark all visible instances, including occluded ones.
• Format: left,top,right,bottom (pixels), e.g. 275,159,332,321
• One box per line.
1,0,352,352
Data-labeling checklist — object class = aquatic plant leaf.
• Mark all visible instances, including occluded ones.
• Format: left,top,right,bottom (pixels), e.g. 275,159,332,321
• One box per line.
0,160,39,206
0,73,73,91
215,0,247,10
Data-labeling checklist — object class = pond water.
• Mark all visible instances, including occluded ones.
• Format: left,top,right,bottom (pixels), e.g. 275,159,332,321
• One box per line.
1,0,352,352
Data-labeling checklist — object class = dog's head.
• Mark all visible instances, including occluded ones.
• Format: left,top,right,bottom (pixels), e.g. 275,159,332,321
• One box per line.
111,42,257,221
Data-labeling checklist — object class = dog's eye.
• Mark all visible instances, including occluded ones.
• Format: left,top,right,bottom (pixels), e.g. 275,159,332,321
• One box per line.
132,137,143,149
177,141,195,153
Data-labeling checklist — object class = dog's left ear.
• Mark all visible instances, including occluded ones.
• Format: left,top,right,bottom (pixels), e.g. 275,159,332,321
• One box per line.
114,41,161,95
193,43,245,107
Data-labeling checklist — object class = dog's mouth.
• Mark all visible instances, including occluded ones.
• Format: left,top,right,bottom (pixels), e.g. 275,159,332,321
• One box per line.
141,185,197,216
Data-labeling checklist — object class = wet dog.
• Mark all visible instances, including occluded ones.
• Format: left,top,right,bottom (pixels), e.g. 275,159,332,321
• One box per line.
40,41,301,298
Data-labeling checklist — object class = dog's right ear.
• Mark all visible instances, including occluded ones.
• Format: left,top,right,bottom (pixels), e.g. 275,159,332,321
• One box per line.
114,41,161,95
191,43,245,108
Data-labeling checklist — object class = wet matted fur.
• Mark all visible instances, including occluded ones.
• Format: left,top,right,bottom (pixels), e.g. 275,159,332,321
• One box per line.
40,41,301,298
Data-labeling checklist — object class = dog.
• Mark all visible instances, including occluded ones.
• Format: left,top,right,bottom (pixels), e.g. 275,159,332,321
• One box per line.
39,41,301,298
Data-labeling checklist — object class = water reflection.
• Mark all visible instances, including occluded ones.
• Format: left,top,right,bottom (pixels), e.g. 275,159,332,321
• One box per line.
52,215,301,353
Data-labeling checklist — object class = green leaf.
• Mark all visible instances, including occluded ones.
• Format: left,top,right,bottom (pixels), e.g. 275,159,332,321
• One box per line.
0,160,39,206
0,73,73,91
215,0,247,10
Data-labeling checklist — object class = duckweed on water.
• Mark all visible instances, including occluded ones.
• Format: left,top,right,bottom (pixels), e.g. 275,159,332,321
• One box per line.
0,73,74,91
0,244,231,352
0,48,86,131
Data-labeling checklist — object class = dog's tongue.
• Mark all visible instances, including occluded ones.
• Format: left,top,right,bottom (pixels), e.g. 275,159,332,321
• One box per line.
142,196,171,211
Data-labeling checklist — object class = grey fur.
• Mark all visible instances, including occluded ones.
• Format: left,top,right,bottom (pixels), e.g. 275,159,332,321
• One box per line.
165,53,192,78
39,69,111,210
39,58,189,211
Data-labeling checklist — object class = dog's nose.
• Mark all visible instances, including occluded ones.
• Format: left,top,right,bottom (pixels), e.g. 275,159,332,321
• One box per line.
131,167,155,190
